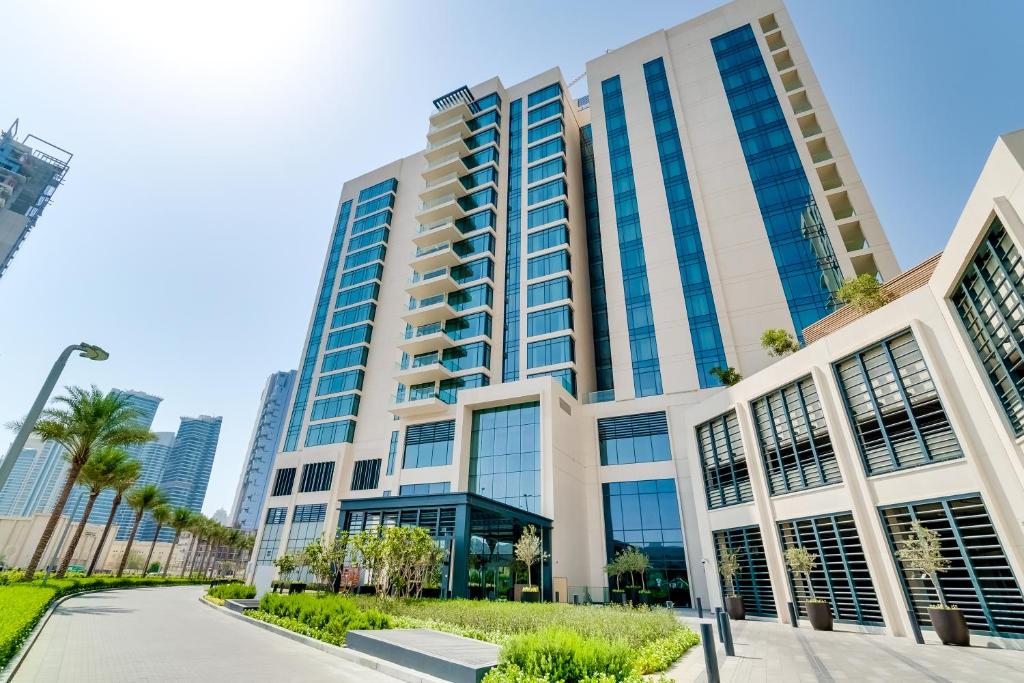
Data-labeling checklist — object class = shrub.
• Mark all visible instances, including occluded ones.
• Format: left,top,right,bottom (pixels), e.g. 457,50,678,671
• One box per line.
258,592,390,643
761,328,801,357
499,627,634,681
630,629,701,674
709,367,742,386
208,582,257,600
837,274,890,313
0,570,25,586
244,609,344,646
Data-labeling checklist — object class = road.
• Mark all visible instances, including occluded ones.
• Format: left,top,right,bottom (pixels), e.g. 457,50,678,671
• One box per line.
13,585,401,682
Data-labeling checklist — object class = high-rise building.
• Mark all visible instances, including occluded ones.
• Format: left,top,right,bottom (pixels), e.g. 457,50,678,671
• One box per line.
0,120,72,279
150,415,221,540
251,0,1024,644
113,431,175,540
0,439,70,518
230,370,297,532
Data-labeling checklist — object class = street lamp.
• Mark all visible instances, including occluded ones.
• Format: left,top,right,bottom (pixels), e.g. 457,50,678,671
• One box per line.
0,342,109,492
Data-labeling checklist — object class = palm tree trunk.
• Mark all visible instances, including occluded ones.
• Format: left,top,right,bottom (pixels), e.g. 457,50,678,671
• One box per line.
142,523,163,577
163,529,181,578
24,461,84,580
201,542,216,579
117,512,144,577
206,543,220,578
87,494,121,576
187,537,203,577
57,490,100,578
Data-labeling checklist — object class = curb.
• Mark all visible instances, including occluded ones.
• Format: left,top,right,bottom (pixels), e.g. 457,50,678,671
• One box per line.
196,596,446,683
1,583,198,683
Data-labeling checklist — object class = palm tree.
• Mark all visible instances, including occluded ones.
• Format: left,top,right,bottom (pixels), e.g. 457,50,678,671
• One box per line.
117,484,168,577
162,508,194,578
143,505,172,577
183,514,209,577
87,457,142,576
22,386,155,580
56,447,131,578
200,521,226,579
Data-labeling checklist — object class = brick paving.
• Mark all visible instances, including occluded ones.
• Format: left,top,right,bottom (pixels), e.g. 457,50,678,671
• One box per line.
670,613,1024,682
13,585,401,682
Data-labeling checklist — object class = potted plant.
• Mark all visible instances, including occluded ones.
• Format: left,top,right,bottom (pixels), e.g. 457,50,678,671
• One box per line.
626,548,653,605
514,524,548,602
896,522,968,646
273,553,300,593
785,546,832,631
605,556,625,604
719,546,745,620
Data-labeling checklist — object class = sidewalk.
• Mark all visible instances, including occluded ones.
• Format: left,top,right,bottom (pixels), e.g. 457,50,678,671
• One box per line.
668,611,1024,682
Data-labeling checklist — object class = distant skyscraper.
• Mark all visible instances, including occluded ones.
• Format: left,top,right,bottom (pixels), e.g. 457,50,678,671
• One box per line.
0,120,72,279
230,370,296,532
152,415,222,540
211,508,228,525
113,431,174,540
0,439,69,517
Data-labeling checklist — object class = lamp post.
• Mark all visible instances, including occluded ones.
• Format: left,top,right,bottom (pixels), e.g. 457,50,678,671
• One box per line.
0,342,109,492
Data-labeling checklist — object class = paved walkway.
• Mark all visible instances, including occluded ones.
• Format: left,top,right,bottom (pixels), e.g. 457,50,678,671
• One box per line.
13,585,401,683
671,614,1024,682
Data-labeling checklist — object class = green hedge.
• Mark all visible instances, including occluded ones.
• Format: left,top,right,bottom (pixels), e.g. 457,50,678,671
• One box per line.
208,583,256,600
0,576,203,668
258,592,390,644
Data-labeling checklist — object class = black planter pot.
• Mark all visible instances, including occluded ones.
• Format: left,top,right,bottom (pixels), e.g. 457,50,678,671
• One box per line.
638,592,652,606
726,595,746,620
288,582,306,594
929,607,970,646
625,587,640,604
520,589,540,602
805,601,833,631
610,590,625,605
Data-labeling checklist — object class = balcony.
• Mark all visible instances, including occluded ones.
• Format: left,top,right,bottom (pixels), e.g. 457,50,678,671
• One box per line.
427,115,470,145
394,358,454,385
423,153,469,185
424,134,470,165
402,295,456,326
415,193,466,225
429,100,472,128
411,241,460,273
406,267,459,299
398,326,456,355
389,392,447,418
419,171,465,204
413,218,461,248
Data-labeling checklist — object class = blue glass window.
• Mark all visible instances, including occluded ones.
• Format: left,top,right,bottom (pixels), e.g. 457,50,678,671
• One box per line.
527,225,568,253
527,179,566,207
463,147,498,170
305,419,355,447
442,341,490,372
951,217,1024,435
526,368,577,397
696,410,752,508
385,430,399,476
454,233,495,259
602,479,689,604
527,250,569,279
357,178,397,203
285,504,328,577
834,330,962,476
527,83,561,108
527,157,565,184
527,305,572,336
459,188,498,212
468,109,500,131
460,167,498,190
346,228,389,253
354,193,394,219
350,210,391,236
712,25,843,336
598,412,670,465
438,372,489,403
527,118,563,144
256,507,286,564
403,420,455,468
465,128,498,151
310,393,359,421
527,335,574,368
449,283,492,311
326,324,371,350
451,257,493,285
457,209,496,234
445,311,491,340
473,92,501,111
316,369,364,396
503,98,523,383
399,482,451,496
470,402,540,512
343,244,386,270
321,345,368,373
527,137,565,164
714,526,776,617
527,201,567,229
283,200,352,452
581,124,613,394
527,276,571,307
527,100,562,126
335,282,380,309
330,302,375,329
338,263,383,289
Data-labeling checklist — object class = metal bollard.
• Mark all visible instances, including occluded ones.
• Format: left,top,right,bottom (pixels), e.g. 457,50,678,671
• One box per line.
788,601,800,628
907,609,925,645
715,607,725,642
697,596,704,619
573,594,579,605
621,592,627,606
721,610,735,657
700,623,720,683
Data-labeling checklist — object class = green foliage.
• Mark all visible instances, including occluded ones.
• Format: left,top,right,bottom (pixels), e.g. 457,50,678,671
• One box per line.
630,628,702,674
147,562,161,574
0,570,26,585
837,274,890,313
273,553,298,582
208,582,257,600
258,592,390,643
349,527,444,598
761,328,801,357
244,609,345,646
499,627,634,681
302,533,349,589
717,546,742,596
784,546,819,600
896,521,952,607
709,366,743,386
513,525,548,588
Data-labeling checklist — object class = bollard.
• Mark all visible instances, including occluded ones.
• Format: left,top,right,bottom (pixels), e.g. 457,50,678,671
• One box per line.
715,607,725,642
621,592,627,606
788,601,800,628
573,594,579,605
907,609,925,645
697,596,704,619
721,610,735,657
700,623,720,683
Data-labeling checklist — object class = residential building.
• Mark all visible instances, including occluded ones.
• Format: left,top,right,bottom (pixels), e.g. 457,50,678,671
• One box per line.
229,370,297,532
0,120,71,279
149,415,222,540
251,0,1024,645
0,439,69,517
113,431,175,540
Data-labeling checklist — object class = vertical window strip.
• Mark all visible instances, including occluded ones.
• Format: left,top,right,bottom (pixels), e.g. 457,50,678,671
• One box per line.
256,507,287,564
778,512,884,625
834,331,962,476
601,76,663,396
270,468,295,497
350,459,381,491
711,25,843,336
298,461,335,493
696,411,752,508
642,57,728,388
469,402,541,512
951,217,1024,436
713,525,777,617
503,99,523,382
580,124,613,394
751,376,841,495
385,430,399,476
880,494,1024,637
283,200,353,451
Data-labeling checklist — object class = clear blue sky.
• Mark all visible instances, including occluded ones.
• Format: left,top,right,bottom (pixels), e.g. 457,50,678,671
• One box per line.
2,0,1022,516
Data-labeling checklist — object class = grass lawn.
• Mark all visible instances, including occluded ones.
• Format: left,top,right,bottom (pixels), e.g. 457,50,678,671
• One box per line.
247,592,698,682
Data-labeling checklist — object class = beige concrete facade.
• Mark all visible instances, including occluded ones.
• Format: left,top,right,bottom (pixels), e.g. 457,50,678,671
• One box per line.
0,513,113,571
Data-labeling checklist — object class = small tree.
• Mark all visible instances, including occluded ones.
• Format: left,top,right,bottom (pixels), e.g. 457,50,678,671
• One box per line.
718,546,742,597
627,548,651,591
761,329,801,357
896,522,952,608
709,367,743,387
304,533,349,590
274,553,297,583
837,274,890,313
514,524,548,590
784,546,820,602
605,556,625,591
